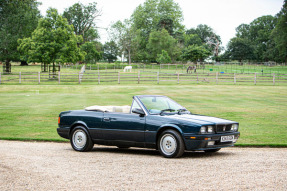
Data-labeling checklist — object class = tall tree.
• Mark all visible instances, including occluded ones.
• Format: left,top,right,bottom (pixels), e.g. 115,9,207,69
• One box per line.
186,24,222,59
147,28,180,62
272,0,287,63
103,41,119,63
131,0,183,37
224,37,255,63
109,20,138,65
235,16,277,62
181,45,210,62
0,0,40,72
63,2,101,43
18,9,85,72
130,0,184,61
80,42,102,64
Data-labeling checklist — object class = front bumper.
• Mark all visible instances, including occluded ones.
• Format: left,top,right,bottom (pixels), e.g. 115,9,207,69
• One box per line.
183,132,240,151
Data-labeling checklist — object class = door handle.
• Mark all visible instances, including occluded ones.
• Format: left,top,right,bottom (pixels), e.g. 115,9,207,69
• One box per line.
103,117,110,122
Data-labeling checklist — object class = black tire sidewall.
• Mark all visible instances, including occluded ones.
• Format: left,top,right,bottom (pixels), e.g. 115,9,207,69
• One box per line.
158,130,184,158
70,126,93,152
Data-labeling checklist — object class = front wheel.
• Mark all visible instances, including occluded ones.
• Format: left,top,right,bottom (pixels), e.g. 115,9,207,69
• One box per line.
70,126,94,152
158,130,185,158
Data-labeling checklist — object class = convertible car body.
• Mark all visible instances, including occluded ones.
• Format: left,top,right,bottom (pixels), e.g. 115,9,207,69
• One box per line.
57,95,240,158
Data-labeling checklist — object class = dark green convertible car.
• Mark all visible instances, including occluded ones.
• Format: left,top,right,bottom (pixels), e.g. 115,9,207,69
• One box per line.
57,95,240,158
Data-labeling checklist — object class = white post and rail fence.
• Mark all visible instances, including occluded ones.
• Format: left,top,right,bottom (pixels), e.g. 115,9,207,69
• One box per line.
0,71,286,85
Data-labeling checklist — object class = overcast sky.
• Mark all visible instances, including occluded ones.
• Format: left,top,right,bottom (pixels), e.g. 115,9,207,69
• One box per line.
38,0,283,48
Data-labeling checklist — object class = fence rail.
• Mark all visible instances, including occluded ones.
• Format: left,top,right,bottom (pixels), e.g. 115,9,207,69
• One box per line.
0,71,286,85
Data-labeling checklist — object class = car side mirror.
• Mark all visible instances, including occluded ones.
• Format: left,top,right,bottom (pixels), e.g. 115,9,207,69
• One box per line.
132,108,145,116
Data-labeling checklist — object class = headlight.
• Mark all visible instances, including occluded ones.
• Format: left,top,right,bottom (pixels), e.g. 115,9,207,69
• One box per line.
231,124,239,131
200,126,207,134
207,126,214,133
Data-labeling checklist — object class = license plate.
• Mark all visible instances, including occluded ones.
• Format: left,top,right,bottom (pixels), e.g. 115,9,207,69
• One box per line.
221,135,234,142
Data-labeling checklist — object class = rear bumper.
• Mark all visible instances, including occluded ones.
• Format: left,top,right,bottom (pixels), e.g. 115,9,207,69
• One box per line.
57,127,70,139
183,132,240,151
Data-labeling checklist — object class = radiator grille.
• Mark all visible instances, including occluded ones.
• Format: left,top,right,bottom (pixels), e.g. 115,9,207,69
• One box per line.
216,124,232,133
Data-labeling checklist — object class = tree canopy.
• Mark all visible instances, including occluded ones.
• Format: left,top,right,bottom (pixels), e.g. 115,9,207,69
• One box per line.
63,2,101,43
18,9,85,71
271,0,287,63
0,0,40,71
1,0,286,66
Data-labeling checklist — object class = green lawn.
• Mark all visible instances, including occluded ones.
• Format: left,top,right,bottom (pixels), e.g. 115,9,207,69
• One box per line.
0,84,286,146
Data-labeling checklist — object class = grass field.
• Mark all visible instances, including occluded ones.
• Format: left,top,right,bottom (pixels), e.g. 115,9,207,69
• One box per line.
0,84,286,146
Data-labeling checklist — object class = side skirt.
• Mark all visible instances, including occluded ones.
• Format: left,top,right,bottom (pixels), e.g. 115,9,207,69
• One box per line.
92,139,156,149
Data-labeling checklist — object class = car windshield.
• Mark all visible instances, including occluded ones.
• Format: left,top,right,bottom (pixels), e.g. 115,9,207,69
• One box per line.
138,96,187,115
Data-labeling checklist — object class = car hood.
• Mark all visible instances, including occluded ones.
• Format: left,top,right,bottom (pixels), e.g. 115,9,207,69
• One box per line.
162,114,235,125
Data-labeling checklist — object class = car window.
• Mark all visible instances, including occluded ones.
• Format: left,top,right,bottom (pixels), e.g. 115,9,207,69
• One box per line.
139,96,184,114
131,100,141,113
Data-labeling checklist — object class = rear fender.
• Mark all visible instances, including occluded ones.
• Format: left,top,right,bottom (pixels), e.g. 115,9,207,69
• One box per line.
69,121,89,136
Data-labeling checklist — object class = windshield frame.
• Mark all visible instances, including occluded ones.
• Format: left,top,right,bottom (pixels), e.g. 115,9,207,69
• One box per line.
135,95,187,115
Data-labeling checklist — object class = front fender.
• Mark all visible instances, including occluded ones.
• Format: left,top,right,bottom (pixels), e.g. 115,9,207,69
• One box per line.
158,124,183,134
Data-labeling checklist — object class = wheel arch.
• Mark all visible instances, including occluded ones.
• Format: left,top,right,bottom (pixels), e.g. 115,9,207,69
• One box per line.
156,124,184,148
69,121,89,137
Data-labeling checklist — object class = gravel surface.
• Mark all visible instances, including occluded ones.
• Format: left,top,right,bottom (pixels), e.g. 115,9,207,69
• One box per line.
0,140,286,190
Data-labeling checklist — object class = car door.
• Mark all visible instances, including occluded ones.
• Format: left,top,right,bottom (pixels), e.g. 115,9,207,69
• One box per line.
101,100,145,142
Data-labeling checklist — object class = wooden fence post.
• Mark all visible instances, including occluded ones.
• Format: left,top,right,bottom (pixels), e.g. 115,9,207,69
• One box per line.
234,73,236,84
98,72,100,84
38,72,40,84
216,72,218,84
273,73,275,85
157,72,159,84
177,73,179,84
118,72,120,84
197,73,199,83
78,72,81,84
0,72,1,84
254,73,257,85
58,71,60,84
19,72,21,84
138,71,140,84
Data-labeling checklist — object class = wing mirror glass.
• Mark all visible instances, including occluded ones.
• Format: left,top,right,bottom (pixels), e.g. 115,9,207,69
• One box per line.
132,108,145,116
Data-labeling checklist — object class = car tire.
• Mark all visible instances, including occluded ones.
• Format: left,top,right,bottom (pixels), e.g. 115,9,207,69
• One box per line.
204,148,221,153
70,126,94,152
158,129,185,158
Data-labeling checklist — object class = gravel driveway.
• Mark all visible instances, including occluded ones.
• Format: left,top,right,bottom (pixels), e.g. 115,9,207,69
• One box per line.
0,140,286,190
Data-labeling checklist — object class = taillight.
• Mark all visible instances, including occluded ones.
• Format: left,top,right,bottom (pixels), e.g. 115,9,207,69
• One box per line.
58,117,60,124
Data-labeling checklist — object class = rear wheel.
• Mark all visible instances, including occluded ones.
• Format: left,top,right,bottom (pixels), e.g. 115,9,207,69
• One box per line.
204,148,221,153
158,129,185,158
70,126,94,152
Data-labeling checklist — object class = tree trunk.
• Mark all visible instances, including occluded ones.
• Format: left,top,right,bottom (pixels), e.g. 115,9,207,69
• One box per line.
5,59,11,73
53,62,55,73
44,63,47,72
128,49,131,65
20,61,28,66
